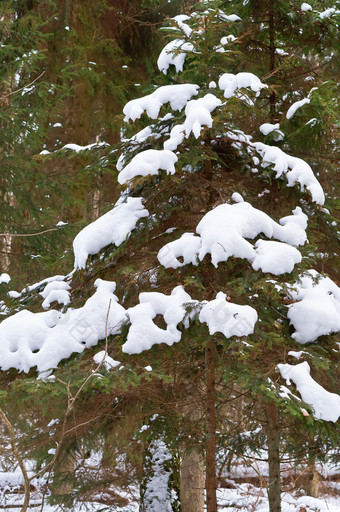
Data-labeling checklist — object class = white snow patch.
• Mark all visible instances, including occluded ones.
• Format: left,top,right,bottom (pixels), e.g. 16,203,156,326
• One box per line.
287,270,340,343
73,197,148,269
0,279,126,373
123,84,199,122
159,201,307,274
286,98,310,119
219,72,267,99
122,286,191,354
157,39,194,74
278,361,340,422
0,273,11,284
253,142,325,204
199,292,257,338
93,350,120,370
117,149,178,185
259,123,280,136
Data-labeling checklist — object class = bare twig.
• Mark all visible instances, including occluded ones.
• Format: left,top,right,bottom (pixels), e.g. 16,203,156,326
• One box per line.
0,227,61,238
0,408,30,512
0,72,45,101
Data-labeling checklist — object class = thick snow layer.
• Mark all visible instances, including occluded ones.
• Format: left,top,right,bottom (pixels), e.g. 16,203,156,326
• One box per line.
0,273,10,284
118,149,178,185
164,93,221,149
287,270,340,343
158,202,307,274
199,292,258,338
73,197,148,269
123,84,199,122
0,279,126,373
278,361,340,422
157,233,200,268
157,39,194,74
40,281,71,309
252,240,302,275
42,289,70,309
158,201,307,274
286,98,310,119
183,93,222,138
219,72,267,99
122,286,191,354
253,142,325,204
259,123,280,136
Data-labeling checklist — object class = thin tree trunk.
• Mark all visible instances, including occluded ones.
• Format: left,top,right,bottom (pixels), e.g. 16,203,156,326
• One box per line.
205,341,217,512
266,402,281,512
268,9,276,123
180,381,205,512
180,449,205,512
304,461,320,497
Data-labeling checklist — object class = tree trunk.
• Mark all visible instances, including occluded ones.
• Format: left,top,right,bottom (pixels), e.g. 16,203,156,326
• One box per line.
266,402,281,512
205,341,217,512
180,449,205,512
52,448,75,500
180,380,205,512
304,462,320,497
268,9,276,123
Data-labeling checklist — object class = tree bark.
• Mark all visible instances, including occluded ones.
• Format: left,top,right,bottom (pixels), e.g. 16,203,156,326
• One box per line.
205,341,217,512
268,8,276,123
266,402,281,512
180,449,205,512
180,381,205,512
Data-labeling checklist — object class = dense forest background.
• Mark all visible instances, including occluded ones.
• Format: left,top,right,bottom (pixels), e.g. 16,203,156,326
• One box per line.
0,1,339,512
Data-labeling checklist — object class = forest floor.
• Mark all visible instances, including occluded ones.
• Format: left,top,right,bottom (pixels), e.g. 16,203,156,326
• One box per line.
0,457,339,511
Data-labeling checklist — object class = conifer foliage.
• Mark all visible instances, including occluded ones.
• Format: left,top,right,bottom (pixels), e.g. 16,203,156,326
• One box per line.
0,1,339,511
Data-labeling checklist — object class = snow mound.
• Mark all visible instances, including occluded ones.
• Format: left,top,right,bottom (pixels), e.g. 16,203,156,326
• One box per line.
278,361,340,422
219,72,267,99
199,292,258,338
164,93,222,149
252,240,302,275
259,123,280,136
117,149,178,185
41,280,71,309
253,142,325,204
158,200,306,274
123,84,199,122
73,197,148,269
93,350,120,371
0,279,126,373
157,39,194,74
122,286,192,354
287,270,340,343
0,273,11,284
157,233,201,268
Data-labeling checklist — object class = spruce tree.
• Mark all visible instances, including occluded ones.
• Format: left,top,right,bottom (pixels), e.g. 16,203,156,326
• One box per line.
0,2,339,512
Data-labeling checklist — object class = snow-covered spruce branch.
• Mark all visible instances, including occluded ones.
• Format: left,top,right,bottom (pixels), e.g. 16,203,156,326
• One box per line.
0,300,112,512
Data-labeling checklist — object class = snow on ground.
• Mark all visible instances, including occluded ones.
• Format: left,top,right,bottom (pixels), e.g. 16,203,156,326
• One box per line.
1,458,339,512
